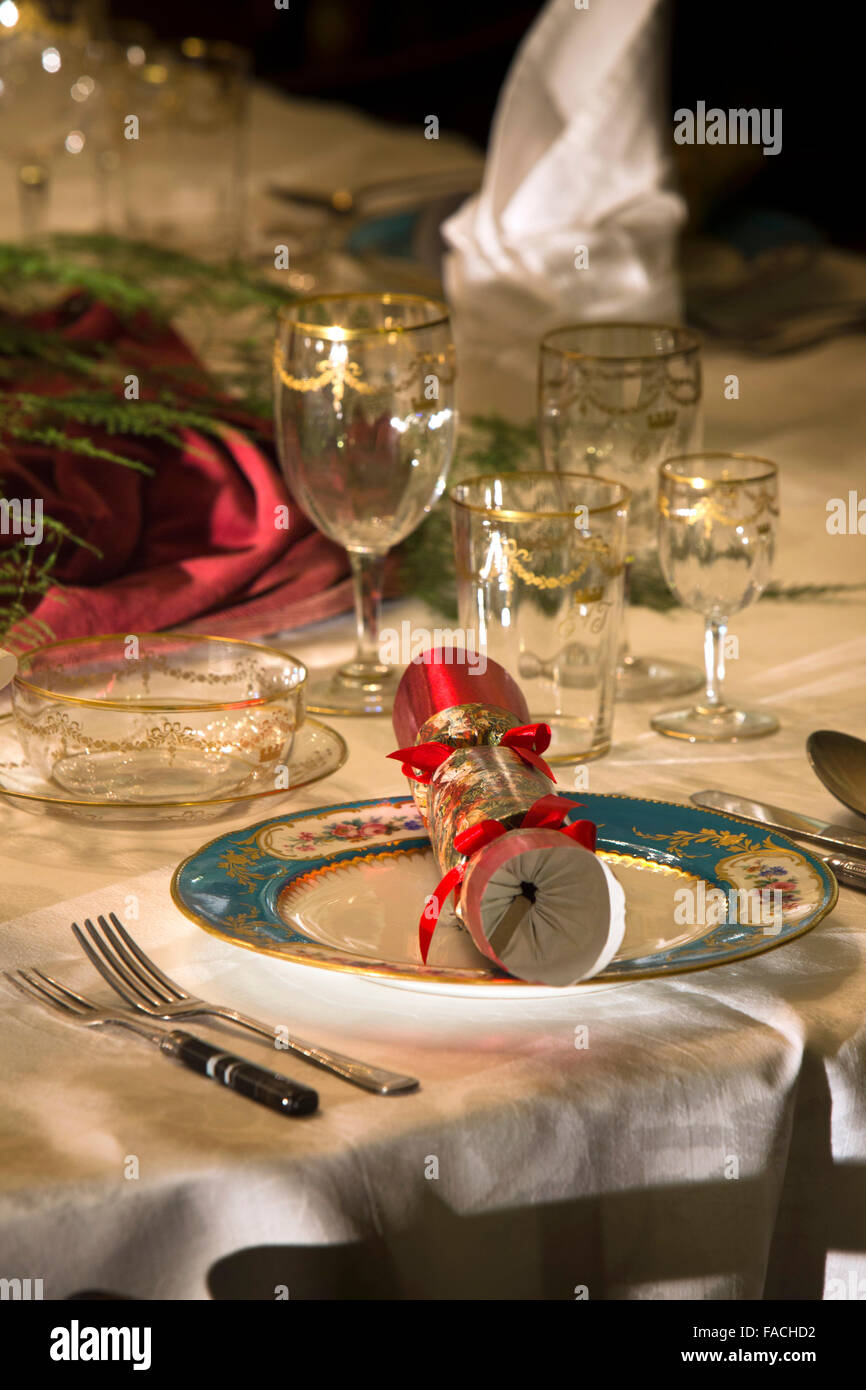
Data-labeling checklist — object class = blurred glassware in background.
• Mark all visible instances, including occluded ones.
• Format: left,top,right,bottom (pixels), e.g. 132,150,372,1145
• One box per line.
538,323,704,703
653,453,780,743
261,167,482,296
0,0,114,237
110,36,249,259
274,292,457,717
451,471,630,764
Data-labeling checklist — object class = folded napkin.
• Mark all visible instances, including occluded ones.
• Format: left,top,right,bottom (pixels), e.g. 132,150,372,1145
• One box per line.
443,0,685,419
0,298,353,650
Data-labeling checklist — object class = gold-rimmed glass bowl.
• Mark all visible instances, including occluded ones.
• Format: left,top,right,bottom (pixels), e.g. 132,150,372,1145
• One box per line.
653,453,780,742
274,291,457,717
12,633,306,800
538,322,704,702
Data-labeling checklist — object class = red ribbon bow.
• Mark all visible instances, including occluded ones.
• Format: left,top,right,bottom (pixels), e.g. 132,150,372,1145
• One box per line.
418,794,597,963
499,724,556,780
388,722,556,786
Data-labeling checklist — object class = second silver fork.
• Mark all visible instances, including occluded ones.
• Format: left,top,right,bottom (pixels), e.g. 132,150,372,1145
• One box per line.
72,913,419,1095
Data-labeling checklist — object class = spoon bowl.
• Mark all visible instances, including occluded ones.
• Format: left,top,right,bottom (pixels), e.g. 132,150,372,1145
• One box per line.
806,729,866,821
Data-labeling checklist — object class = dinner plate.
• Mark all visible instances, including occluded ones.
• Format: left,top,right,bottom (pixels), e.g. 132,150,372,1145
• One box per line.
172,793,838,997
0,714,347,823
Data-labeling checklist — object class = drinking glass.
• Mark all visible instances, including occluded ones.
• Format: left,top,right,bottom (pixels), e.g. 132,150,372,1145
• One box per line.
113,37,249,257
0,16,112,237
274,292,457,715
450,472,630,763
653,453,780,742
538,323,704,701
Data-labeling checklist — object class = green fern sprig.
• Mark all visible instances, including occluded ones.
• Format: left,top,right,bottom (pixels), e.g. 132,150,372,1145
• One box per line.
0,233,293,644
0,511,98,649
4,425,152,472
0,235,289,322
8,392,238,440
49,234,290,313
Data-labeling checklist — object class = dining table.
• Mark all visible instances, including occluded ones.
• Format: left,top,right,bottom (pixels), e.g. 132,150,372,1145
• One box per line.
1,85,865,1303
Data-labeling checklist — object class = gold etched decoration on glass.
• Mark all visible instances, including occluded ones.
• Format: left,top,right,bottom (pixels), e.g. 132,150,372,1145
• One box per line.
658,479,779,539
272,343,376,402
450,471,630,764
11,633,307,802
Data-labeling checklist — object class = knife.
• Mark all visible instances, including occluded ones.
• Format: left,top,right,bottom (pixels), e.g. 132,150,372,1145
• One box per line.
824,858,866,892
268,168,482,220
690,792,866,892
691,790,866,855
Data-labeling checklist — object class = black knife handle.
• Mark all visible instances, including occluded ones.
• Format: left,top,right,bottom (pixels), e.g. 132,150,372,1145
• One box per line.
159,1030,318,1116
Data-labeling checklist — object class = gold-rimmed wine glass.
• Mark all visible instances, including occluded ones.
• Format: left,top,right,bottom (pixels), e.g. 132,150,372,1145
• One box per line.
538,322,704,702
273,292,456,716
653,453,780,742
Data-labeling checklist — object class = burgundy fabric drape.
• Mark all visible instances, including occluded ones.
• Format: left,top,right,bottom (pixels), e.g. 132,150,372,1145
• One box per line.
0,298,354,649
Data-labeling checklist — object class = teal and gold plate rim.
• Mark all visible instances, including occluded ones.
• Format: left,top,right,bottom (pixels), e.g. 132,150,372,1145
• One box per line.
170,792,839,989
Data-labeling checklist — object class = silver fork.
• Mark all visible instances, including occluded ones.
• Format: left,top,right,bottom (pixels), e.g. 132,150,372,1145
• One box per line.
3,968,319,1116
71,913,419,1095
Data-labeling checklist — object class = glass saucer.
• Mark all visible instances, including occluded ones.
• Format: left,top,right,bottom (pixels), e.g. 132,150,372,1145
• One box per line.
0,715,347,823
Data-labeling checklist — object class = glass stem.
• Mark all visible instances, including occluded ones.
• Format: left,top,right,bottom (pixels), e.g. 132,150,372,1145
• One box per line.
340,549,388,682
18,163,50,240
703,618,727,709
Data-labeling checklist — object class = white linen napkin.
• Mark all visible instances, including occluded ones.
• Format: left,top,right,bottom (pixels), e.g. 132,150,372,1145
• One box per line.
443,0,685,419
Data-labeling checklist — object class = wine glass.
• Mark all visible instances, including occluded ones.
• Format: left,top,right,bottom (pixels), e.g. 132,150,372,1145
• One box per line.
0,14,112,238
113,37,250,258
652,453,780,742
538,323,704,701
273,292,457,716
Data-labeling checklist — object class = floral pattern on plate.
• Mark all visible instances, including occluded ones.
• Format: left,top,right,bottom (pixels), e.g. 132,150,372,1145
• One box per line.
171,793,839,994
255,801,426,860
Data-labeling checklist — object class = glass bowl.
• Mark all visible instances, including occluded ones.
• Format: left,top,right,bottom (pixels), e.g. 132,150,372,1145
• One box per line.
12,633,306,803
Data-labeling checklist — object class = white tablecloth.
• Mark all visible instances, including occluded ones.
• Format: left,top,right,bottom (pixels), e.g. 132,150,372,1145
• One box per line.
1,94,866,1302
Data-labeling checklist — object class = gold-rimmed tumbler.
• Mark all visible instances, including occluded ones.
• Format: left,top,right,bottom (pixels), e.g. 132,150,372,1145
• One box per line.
450,472,630,763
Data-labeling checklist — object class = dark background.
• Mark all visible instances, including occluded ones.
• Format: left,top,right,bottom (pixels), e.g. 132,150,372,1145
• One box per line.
106,0,858,251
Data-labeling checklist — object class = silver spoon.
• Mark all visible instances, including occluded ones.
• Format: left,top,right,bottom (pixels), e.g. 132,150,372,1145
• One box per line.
806,730,866,821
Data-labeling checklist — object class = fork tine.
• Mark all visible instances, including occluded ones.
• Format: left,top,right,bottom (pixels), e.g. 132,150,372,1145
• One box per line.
72,920,154,1009
107,913,188,1001
29,967,96,1011
7,969,86,1016
97,915,175,1005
